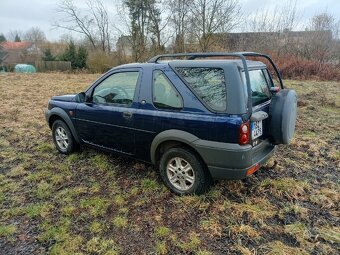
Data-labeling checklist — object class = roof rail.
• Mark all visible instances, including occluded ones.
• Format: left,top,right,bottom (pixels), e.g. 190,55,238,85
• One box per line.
148,51,283,89
148,51,283,121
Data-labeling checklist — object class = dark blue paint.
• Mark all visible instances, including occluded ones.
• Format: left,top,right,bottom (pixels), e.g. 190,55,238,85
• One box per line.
47,62,245,163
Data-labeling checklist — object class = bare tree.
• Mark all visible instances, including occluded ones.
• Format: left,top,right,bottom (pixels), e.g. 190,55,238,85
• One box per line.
302,12,340,64
6,30,23,42
310,12,340,37
146,0,171,54
88,0,111,52
190,0,241,52
168,0,192,52
123,0,149,61
23,27,46,44
54,0,112,52
247,0,299,33
241,0,300,54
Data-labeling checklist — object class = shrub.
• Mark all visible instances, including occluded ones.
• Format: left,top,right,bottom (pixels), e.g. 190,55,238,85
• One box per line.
87,50,119,73
272,54,340,81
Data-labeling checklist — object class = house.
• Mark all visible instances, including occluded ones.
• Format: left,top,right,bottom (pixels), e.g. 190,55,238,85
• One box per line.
0,45,8,65
116,35,133,57
210,30,333,51
0,41,42,65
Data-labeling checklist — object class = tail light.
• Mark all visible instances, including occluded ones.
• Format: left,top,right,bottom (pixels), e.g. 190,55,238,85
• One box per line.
239,121,250,145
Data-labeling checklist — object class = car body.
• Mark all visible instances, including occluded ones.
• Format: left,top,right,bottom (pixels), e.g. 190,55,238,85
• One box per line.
45,52,297,194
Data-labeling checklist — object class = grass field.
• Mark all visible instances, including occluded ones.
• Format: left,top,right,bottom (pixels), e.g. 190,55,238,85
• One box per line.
0,73,339,255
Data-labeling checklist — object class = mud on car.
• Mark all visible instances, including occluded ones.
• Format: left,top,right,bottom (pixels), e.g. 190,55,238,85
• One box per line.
45,52,297,194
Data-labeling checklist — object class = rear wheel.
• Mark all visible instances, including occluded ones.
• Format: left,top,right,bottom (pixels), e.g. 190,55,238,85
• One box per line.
52,120,77,154
159,148,212,195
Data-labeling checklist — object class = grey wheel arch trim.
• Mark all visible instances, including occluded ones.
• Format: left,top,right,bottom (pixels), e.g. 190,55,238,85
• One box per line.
46,107,80,143
150,129,199,164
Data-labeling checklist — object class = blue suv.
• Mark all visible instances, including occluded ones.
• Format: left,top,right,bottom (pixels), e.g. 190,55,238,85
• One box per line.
45,52,297,194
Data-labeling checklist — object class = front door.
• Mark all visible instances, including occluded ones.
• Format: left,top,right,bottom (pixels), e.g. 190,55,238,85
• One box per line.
75,69,141,155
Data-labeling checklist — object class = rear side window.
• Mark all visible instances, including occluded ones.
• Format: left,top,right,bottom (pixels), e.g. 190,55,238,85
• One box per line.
153,70,183,110
243,69,271,106
176,67,226,111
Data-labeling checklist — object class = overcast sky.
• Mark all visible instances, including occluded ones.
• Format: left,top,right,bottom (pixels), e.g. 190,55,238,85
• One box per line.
0,0,339,41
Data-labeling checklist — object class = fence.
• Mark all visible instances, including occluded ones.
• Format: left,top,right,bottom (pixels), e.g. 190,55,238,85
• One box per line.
35,61,72,72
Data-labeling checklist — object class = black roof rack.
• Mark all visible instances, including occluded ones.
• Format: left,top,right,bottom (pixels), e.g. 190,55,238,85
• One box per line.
148,52,283,87
148,52,283,120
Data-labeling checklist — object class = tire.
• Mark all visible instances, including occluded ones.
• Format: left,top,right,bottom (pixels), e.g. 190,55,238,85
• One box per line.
269,89,297,144
159,148,212,195
52,120,77,154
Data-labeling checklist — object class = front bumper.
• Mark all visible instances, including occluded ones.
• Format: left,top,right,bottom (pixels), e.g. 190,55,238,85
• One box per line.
193,139,276,180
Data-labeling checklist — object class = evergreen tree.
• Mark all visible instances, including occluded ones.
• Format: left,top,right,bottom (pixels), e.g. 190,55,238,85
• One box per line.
0,34,6,42
42,48,56,61
59,41,88,69
60,41,77,68
76,46,88,69
14,34,21,42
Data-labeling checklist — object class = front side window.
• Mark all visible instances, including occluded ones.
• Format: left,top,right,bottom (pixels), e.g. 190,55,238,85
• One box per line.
176,67,226,111
243,69,271,106
153,70,183,110
92,71,139,105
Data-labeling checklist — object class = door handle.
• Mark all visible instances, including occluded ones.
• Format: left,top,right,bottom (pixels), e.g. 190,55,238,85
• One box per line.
122,111,133,119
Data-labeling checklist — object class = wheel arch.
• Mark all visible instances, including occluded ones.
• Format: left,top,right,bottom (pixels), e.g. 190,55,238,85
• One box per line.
151,130,207,169
47,107,80,143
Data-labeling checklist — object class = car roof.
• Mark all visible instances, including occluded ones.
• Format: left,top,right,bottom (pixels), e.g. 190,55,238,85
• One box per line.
112,59,267,70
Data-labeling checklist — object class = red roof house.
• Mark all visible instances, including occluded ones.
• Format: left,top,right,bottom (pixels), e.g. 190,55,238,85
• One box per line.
0,41,41,65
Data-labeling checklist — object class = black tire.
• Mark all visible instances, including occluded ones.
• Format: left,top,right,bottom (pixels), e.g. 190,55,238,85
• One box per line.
269,89,297,144
159,148,212,195
52,120,77,154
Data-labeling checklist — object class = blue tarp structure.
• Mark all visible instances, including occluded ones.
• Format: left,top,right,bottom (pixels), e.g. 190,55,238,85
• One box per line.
14,64,36,73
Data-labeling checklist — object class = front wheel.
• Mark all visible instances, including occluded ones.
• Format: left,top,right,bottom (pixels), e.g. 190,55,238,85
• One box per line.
52,120,77,154
159,148,212,195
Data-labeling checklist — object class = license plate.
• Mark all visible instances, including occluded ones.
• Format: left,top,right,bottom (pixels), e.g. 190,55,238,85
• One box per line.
251,121,263,139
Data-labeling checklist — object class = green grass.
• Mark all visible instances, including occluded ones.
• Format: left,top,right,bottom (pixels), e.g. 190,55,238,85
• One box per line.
155,241,167,254
112,216,128,229
80,197,111,217
86,237,120,255
34,181,53,199
177,232,201,252
90,221,104,234
25,203,52,218
155,226,171,238
317,227,340,244
141,178,159,192
0,224,16,237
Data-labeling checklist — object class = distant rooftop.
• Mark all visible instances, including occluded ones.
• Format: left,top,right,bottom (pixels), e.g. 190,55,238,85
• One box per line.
0,41,33,50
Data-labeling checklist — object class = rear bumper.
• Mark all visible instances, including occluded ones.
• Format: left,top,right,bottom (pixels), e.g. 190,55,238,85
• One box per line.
193,139,275,180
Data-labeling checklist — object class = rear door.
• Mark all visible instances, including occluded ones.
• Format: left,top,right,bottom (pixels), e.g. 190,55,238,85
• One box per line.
243,69,273,145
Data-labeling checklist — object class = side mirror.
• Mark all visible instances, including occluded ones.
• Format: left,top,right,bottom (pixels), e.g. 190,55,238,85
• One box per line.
75,92,90,103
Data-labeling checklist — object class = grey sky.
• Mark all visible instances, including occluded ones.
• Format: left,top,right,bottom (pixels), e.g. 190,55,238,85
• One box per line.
0,0,339,41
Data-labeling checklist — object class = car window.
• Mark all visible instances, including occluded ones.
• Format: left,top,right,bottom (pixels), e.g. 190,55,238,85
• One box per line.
242,69,271,106
92,71,139,105
153,70,183,110
263,69,274,87
175,67,226,112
